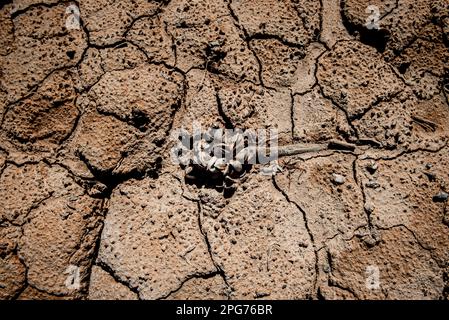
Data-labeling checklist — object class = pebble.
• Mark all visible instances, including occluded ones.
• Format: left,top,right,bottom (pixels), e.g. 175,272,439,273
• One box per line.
365,180,380,189
432,191,448,203
424,172,436,182
367,161,378,174
364,203,375,213
88,182,107,197
60,211,72,220
332,174,346,185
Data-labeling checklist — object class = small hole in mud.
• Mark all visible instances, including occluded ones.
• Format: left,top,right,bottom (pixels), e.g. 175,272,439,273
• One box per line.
398,62,411,74
66,51,75,59
131,109,150,131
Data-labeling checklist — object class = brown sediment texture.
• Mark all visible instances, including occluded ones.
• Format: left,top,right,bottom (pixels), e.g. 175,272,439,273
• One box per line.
0,0,447,300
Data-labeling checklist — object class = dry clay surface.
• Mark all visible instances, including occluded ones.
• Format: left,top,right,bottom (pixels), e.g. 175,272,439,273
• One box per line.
0,0,448,300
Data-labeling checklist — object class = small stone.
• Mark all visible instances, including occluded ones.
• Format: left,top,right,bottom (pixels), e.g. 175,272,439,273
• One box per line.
208,40,223,47
364,203,374,213
88,183,108,197
254,292,270,299
365,180,380,189
60,211,71,219
367,161,378,174
432,191,448,203
332,174,346,185
424,172,436,182
362,235,378,248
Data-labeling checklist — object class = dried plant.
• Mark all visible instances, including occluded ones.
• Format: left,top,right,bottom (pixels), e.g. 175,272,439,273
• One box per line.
172,127,355,190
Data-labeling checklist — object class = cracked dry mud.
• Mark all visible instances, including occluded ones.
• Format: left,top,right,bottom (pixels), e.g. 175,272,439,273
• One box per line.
0,0,448,300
